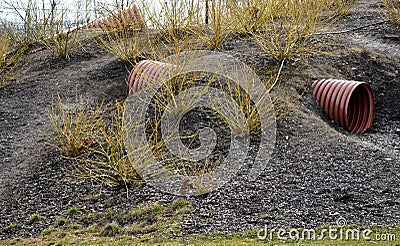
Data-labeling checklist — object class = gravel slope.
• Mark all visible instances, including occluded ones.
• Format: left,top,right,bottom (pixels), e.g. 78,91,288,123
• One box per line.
0,0,399,239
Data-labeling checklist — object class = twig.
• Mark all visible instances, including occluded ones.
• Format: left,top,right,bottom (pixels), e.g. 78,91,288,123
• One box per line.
268,58,286,93
314,20,388,35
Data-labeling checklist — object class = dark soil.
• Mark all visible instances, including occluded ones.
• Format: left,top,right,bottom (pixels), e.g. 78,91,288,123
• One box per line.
1,0,399,239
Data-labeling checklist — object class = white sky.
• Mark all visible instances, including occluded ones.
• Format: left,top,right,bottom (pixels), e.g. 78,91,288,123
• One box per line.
0,0,157,22
0,0,204,27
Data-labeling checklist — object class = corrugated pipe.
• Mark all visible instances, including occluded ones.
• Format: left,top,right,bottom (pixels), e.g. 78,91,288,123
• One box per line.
62,4,145,34
312,79,375,134
126,60,176,96
83,4,146,31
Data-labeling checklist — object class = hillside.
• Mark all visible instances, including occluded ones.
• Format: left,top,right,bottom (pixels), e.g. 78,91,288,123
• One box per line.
0,0,399,243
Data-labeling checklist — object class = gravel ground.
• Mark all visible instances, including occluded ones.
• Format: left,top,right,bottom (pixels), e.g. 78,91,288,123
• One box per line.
0,0,399,240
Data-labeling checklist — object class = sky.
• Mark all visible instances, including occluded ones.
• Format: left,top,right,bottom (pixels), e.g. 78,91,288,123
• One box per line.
1,0,82,22
0,0,204,28
0,0,156,23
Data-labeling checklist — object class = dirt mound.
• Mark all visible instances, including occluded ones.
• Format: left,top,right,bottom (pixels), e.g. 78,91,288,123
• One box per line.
0,0,399,239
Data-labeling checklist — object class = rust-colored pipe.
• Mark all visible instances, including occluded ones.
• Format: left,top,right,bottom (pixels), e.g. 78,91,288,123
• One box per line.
81,4,146,31
62,5,145,35
312,79,375,134
126,60,175,96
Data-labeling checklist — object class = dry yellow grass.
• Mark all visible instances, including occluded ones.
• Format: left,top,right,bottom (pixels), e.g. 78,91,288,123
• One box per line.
250,0,350,62
380,0,400,25
0,33,27,86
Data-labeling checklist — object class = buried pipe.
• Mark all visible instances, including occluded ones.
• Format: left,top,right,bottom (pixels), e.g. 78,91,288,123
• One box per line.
79,4,146,32
312,79,375,134
89,4,145,30
126,60,176,96
90,5,146,30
